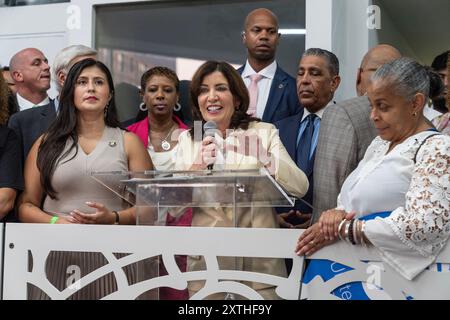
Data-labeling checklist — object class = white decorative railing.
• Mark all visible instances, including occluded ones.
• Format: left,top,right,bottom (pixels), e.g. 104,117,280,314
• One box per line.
1,223,449,300
2,224,303,300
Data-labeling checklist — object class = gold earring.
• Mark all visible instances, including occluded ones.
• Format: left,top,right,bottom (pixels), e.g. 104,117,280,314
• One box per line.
412,111,417,116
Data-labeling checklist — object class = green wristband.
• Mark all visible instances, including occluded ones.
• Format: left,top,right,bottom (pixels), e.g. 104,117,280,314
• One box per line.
50,216,59,224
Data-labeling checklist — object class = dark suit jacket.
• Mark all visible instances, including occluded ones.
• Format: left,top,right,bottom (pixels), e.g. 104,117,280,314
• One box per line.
0,126,23,222
238,63,301,123
275,110,314,217
8,100,56,163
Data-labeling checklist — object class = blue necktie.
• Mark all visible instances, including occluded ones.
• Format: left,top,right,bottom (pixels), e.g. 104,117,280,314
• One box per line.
296,114,317,173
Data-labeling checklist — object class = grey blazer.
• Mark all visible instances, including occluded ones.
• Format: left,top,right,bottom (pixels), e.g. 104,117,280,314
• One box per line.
312,96,377,220
8,100,56,163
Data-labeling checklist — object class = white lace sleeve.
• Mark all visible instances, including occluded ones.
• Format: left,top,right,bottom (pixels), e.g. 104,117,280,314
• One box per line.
364,135,450,279
385,135,450,257
364,136,450,277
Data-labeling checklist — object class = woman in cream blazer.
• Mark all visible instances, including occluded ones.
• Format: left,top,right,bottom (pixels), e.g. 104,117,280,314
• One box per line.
175,61,308,299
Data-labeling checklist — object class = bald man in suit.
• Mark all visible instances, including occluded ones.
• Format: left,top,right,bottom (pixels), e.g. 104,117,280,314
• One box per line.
238,8,301,123
8,45,96,162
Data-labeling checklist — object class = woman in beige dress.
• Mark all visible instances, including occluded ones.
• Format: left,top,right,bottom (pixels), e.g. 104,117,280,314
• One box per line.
19,59,153,299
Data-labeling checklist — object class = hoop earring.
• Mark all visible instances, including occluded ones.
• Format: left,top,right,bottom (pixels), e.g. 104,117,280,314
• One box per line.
174,102,182,112
139,102,148,112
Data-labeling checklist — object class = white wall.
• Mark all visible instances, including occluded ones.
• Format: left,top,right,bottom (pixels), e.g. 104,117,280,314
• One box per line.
332,0,370,100
0,3,68,97
305,0,333,51
0,0,152,97
0,3,67,66
305,0,370,101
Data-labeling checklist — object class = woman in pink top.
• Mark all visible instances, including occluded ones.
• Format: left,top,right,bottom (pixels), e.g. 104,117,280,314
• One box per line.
128,66,190,300
128,67,188,170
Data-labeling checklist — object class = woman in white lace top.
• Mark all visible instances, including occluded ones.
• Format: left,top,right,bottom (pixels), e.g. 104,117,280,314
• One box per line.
296,57,450,280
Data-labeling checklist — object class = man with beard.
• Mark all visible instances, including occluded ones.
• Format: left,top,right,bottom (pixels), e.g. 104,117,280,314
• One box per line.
238,8,301,123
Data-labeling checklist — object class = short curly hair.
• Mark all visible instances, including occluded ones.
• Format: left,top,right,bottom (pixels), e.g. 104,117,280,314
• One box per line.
140,66,179,93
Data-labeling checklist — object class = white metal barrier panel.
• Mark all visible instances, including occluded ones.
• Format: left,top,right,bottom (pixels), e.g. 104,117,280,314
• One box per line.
2,223,303,300
2,223,450,300
303,241,450,300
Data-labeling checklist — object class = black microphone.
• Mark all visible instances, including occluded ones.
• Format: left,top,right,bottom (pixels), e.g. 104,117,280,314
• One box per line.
203,121,217,170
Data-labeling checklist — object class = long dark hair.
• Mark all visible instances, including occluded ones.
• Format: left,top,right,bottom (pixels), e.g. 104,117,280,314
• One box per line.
37,59,121,199
189,61,259,138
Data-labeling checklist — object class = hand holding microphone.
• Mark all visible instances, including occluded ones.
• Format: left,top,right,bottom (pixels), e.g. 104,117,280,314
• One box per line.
202,121,218,170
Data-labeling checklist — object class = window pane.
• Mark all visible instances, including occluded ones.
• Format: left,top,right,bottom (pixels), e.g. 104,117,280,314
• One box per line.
96,0,305,84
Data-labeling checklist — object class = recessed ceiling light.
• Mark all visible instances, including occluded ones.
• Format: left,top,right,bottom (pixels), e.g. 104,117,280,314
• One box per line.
279,29,306,35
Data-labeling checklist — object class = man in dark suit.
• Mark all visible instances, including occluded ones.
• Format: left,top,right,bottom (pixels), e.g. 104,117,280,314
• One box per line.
8,45,97,162
8,101,56,163
0,126,23,222
238,8,301,124
9,48,51,112
312,44,401,221
275,48,341,228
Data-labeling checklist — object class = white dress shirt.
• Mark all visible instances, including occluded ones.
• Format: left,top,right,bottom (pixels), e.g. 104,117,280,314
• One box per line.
241,60,277,119
16,93,49,111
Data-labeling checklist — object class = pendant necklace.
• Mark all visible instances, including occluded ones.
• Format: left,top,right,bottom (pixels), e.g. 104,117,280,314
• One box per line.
152,123,175,151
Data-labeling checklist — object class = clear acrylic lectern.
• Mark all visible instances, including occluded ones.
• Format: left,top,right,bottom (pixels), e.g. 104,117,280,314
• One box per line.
92,169,296,300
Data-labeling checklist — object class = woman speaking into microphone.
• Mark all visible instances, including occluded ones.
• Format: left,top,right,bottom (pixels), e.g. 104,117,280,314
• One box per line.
175,61,308,299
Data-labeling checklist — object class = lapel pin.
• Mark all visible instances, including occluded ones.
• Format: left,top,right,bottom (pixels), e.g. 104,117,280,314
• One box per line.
278,84,284,89
109,141,117,147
